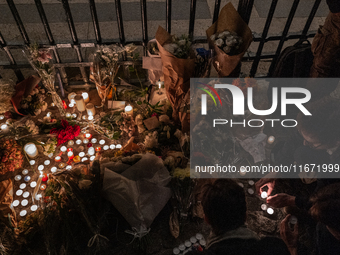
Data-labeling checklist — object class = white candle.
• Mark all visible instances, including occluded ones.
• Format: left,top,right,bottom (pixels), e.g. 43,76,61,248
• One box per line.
22,169,28,175
67,151,74,158
86,103,95,116
12,200,19,207
110,144,116,149
88,115,93,121
44,160,51,166
68,92,77,102
31,205,38,211
66,165,72,170
60,146,67,152
261,204,267,211
83,139,89,144
38,165,44,171
16,190,23,196
24,143,38,158
88,147,95,155
0,115,4,120
20,210,27,217
46,112,52,117
51,167,57,173
99,139,105,145
125,105,133,116
82,115,87,120
29,160,35,165
75,95,86,112
103,145,109,150
30,181,37,188
69,103,74,108
66,113,71,118
0,124,8,131
20,183,26,189
82,157,88,162
76,139,82,145
72,113,77,118
267,136,275,144
116,144,122,149
267,208,274,215
82,92,90,103
79,152,85,157
261,191,268,199
91,138,97,143
90,156,96,161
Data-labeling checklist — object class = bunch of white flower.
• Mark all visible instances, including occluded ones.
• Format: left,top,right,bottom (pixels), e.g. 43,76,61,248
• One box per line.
210,30,243,55
163,35,193,59
25,119,39,135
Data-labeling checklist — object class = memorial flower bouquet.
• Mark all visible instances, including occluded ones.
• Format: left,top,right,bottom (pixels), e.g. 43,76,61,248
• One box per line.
0,79,15,114
19,86,47,116
0,139,24,175
50,120,80,146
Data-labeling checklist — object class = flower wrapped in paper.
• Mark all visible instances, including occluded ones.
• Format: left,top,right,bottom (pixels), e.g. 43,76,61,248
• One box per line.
142,39,163,85
206,3,252,77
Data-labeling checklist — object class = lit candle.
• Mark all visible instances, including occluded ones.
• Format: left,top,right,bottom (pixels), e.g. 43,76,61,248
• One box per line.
58,163,66,168
66,112,71,118
88,115,94,121
88,147,95,155
261,191,268,199
23,191,29,198
24,176,31,182
51,167,57,173
90,156,96,161
54,156,61,162
46,112,52,117
31,205,38,211
67,151,74,158
83,139,89,144
267,136,275,144
44,160,51,166
103,145,109,150
0,124,8,131
60,146,67,152
95,147,101,152
73,155,81,163
20,183,26,189
72,113,77,118
51,102,55,107
86,103,96,116
79,152,85,157
82,157,88,162
24,143,38,159
69,103,74,108
267,208,274,215
40,184,47,191
125,105,133,116
75,95,86,112
99,139,105,145
110,144,116,149
29,160,35,165
91,138,97,143
116,144,122,149
38,165,44,171
16,190,23,196
247,188,254,195
82,115,87,120
67,148,73,152
22,169,28,175
82,92,90,103
30,181,37,188
84,133,92,139
68,140,74,146
21,199,28,206
66,165,72,170
76,139,82,145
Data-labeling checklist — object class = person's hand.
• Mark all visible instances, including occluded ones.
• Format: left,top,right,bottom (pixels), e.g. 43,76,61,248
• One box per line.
267,193,296,208
255,178,276,196
280,214,298,255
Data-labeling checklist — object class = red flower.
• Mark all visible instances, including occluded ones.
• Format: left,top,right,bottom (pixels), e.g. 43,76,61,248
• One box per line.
50,120,80,146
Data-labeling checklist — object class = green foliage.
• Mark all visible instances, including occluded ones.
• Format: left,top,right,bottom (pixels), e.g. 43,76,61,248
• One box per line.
136,100,164,119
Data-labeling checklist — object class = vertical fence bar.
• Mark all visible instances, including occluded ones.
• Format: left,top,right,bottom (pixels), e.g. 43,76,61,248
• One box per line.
89,0,102,44
250,0,278,77
300,0,321,40
61,0,88,83
268,0,300,76
34,0,68,85
237,0,254,24
115,0,126,45
140,0,148,52
0,31,24,81
189,0,197,40
6,0,30,45
166,0,172,33
212,0,221,24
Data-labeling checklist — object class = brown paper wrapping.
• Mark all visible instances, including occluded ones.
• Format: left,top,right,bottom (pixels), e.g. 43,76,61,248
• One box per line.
0,179,17,229
11,75,41,116
142,39,164,84
206,3,252,77
155,26,195,130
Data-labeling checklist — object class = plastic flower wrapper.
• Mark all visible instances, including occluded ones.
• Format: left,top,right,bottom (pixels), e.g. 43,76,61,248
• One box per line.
142,39,163,85
206,3,252,77
155,26,195,126
90,44,136,107
101,153,171,242
23,44,65,116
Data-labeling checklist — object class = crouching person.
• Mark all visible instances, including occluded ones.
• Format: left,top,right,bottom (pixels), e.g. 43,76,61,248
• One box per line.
187,179,290,255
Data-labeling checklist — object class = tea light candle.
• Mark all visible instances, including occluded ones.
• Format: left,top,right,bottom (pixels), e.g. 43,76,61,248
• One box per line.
13,200,19,207
68,92,77,102
82,115,87,120
20,210,27,217
76,139,82,145
95,147,101,152
29,160,35,165
75,95,86,112
60,146,67,152
248,180,254,186
51,102,55,107
88,147,95,155
51,167,57,173
23,191,29,198
110,144,116,150
69,103,74,108
20,183,26,189
91,138,97,143
68,140,74,146
82,92,90,103
38,165,44,171
40,184,46,191
261,191,268,199
116,144,122,149
90,156,96,161
22,169,28,175
267,208,274,215
83,139,89,144
30,181,37,188
261,204,267,211
31,205,38,211
16,190,23,196
55,156,61,162
66,112,71,118
72,113,77,118
247,188,254,195
44,160,51,166
267,136,275,144
58,163,66,168
82,157,88,162
125,105,133,116
103,145,109,150
0,124,8,131
79,152,85,157
84,133,92,139
0,115,4,120
35,194,42,200
67,151,74,158
99,139,105,145
24,143,38,159
86,103,95,116
14,175,21,181
66,165,72,170
46,112,52,117
21,199,28,206
73,155,81,163
88,115,94,121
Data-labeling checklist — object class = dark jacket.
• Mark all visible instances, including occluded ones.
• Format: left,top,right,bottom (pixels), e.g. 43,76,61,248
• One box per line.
186,236,290,255
327,0,340,13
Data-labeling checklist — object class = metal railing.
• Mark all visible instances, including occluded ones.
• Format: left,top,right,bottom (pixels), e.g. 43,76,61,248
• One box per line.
0,0,323,84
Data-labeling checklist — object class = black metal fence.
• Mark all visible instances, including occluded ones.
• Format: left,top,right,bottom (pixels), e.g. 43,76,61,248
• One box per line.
0,0,323,84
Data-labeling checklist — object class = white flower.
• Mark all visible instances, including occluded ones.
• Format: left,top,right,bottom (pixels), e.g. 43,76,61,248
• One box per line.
26,95,32,102
163,43,178,54
125,44,136,53
225,38,234,46
215,38,224,47
223,46,231,54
